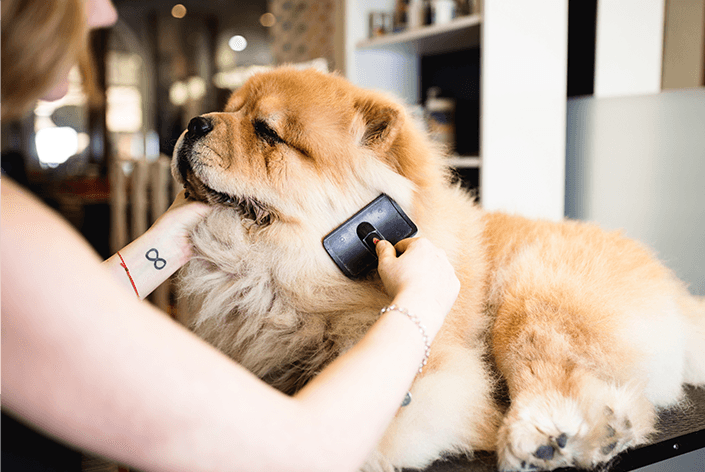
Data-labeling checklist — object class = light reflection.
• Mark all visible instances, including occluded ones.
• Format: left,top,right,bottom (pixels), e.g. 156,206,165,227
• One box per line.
260,13,276,27
228,35,247,52
171,4,187,19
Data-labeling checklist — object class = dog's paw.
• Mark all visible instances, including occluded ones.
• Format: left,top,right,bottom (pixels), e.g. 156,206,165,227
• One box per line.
496,391,582,471
496,384,654,471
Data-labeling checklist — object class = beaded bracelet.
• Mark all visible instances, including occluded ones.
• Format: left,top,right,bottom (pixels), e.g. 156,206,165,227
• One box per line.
380,304,431,373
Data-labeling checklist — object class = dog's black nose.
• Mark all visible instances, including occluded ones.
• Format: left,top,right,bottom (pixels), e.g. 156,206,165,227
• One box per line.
187,116,213,138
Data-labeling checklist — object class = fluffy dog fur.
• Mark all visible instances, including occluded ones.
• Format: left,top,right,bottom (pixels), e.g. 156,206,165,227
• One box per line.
172,67,705,471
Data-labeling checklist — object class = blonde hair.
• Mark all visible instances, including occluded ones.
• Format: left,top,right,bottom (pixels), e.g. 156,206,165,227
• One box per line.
1,0,90,120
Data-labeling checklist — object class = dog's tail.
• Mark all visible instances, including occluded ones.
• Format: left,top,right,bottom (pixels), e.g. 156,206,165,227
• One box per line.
683,293,705,386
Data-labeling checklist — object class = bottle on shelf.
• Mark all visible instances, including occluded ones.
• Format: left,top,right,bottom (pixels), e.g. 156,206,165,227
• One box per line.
425,86,456,153
393,0,410,33
408,0,424,29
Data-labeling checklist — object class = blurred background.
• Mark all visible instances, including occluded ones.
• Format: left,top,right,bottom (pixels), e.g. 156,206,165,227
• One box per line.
1,0,338,260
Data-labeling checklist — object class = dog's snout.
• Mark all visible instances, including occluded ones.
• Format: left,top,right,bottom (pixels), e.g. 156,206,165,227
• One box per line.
187,116,213,138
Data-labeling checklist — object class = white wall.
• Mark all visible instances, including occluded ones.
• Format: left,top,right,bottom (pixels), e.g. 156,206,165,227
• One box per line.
344,0,420,104
594,0,666,97
566,89,705,296
354,48,419,104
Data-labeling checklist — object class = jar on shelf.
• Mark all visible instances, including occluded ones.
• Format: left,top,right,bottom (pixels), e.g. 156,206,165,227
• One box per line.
432,0,455,24
455,0,480,16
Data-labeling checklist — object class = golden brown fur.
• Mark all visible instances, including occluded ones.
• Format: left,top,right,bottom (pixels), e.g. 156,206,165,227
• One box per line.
171,68,705,471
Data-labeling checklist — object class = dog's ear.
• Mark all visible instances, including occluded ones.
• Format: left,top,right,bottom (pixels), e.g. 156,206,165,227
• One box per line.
353,97,401,152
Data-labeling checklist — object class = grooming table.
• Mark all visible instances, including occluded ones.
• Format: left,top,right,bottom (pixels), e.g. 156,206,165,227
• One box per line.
414,385,705,471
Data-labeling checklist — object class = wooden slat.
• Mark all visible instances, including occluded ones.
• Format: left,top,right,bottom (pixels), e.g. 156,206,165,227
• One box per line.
150,157,172,312
130,159,148,240
109,158,128,254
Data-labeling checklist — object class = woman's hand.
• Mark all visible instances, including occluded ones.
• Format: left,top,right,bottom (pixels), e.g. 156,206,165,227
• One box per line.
150,190,212,262
103,190,212,299
375,238,460,336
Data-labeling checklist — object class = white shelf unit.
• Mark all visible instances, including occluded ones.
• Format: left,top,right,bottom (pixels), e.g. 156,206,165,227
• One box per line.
343,0,568,220
346,9,482,177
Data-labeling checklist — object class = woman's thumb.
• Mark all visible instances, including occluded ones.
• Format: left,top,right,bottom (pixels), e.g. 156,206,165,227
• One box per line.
375,239,395,261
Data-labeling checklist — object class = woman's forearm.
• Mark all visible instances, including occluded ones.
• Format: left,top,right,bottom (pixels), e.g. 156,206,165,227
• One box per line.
293,306,429,471
2,180,440,472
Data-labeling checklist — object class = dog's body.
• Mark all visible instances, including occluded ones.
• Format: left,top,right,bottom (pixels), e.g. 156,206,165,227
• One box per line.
172,68,705,471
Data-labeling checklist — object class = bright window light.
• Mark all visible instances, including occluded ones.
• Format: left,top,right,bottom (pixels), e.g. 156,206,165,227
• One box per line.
169,81,188,106
107,86,143,133
35,127,79,167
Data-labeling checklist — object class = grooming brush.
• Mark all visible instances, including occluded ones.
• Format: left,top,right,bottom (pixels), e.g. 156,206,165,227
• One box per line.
323,194,418,279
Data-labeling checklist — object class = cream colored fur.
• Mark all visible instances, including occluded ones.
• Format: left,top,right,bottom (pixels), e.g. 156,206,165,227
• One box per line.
172,68,705,471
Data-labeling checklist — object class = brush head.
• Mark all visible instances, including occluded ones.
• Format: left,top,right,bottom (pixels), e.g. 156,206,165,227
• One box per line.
323,194,418,279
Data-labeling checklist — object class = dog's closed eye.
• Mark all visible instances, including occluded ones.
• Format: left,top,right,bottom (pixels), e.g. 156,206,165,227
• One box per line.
254,119,284,146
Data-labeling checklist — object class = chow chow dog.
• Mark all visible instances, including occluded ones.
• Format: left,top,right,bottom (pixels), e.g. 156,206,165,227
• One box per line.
171,67,705,471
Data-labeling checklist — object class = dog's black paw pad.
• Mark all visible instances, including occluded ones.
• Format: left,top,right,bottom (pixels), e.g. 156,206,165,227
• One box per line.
534,445,555,461
556,433,569,448
601,442,618,455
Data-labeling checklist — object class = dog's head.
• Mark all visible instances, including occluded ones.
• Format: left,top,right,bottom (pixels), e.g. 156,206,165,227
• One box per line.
172,68,447,280
177,68,445,219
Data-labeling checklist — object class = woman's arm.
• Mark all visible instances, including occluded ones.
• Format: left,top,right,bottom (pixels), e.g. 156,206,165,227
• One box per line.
1,179,458,472
102,191,211,299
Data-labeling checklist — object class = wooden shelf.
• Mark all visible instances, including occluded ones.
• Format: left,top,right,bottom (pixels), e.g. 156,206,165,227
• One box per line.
356,14,481,55
447,156,480,168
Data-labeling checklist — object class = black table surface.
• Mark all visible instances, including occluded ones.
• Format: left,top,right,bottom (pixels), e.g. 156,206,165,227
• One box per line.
412,385,705,472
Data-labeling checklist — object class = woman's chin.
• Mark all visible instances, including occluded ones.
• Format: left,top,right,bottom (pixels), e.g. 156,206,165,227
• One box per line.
41,77,70,102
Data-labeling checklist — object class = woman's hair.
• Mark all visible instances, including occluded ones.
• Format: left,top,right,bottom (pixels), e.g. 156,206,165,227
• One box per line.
1,0,90,120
